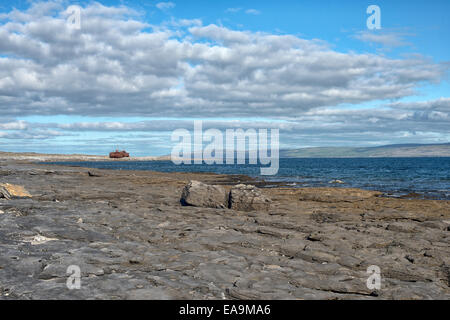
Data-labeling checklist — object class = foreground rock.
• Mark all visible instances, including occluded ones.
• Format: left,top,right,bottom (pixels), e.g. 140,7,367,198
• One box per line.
229,184,272,211
0,183,32,199
180,180,228,209
0,161,449,300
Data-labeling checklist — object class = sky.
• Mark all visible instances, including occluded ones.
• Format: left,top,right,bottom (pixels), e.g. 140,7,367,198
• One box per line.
0,0,449,156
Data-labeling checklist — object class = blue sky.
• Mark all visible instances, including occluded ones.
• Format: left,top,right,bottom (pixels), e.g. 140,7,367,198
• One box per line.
0,0,449,155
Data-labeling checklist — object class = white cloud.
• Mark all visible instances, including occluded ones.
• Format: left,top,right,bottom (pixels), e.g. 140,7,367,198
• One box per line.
225,8,242,13
0,120,28,130
245,9,261,15
389,97,450,112
156,2,175,11
225,8,260,15
354,30,412,47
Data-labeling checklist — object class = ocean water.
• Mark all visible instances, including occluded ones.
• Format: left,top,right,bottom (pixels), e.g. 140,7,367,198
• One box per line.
49,157,450,200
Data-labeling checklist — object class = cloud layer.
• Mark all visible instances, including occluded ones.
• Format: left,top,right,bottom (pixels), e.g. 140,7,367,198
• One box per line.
1,97,448,147
0,2,446,118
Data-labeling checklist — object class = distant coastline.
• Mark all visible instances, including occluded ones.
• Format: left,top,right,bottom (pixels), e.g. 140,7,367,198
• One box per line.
1,143,450,162
280,143,450,158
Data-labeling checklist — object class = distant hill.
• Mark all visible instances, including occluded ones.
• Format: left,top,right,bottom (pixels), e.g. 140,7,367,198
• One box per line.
280,143,450,158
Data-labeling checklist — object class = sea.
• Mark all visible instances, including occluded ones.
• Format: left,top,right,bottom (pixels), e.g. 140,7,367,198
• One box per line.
48,157,450,200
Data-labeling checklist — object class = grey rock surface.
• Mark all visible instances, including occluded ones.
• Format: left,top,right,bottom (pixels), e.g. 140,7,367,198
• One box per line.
0,160,449,300
297,188,382,202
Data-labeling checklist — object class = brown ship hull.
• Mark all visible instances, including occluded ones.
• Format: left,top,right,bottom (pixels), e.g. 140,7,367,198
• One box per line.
109,150,130,159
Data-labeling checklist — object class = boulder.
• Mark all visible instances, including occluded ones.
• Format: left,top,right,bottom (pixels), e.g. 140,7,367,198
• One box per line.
228,184,271,211
0,183,32,199
180,180,228,208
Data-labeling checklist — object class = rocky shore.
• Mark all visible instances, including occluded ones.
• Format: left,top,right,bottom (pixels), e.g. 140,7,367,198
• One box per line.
0,159,449,299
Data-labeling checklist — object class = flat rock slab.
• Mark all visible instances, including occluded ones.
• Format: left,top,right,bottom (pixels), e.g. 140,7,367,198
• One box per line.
298,187,382,202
